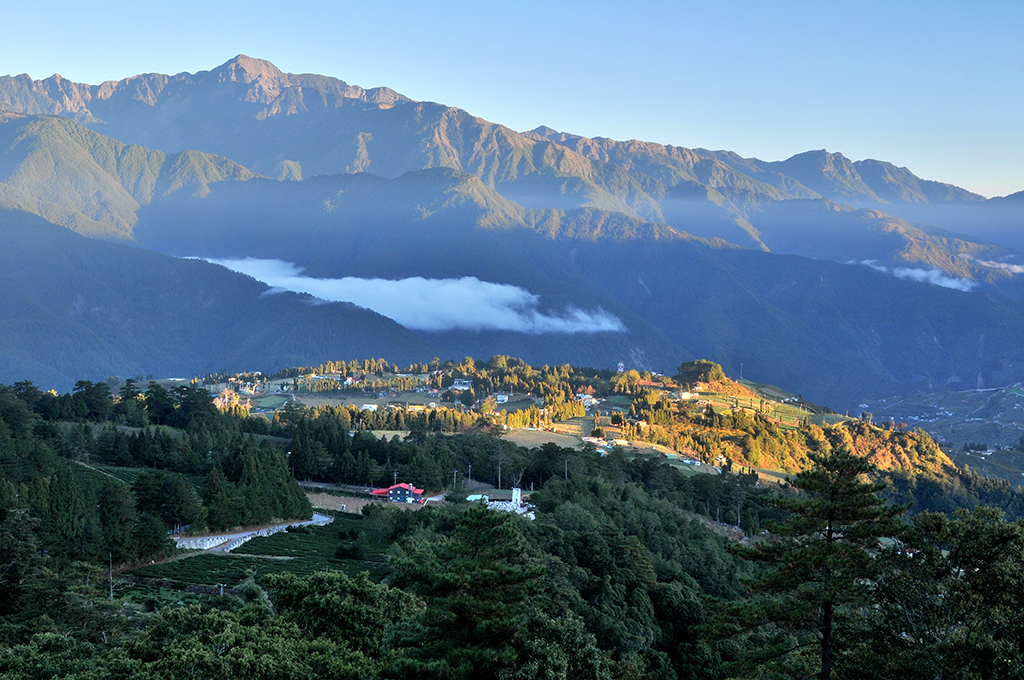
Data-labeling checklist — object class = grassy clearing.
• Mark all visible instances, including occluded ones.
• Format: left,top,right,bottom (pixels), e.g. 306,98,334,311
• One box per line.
755,469,791,484
662,459,706,477
306,493,380,514
120,582,221,610
558,417,597,437
67,460,206,493
602,396,633,410
631,448,716,477
130,554,259,586
697,392,843,429
496,399,537,413
503,429,583,450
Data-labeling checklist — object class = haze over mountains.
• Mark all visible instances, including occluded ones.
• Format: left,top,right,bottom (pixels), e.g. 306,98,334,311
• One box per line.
3,55,1024,407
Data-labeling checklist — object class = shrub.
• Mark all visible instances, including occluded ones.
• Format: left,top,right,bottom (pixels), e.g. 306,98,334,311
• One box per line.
335,542,363,560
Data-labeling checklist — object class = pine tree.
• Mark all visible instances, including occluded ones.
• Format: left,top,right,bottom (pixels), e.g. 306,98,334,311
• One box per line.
96,479,138,562
855,508,1024,679
386,504,545,679
728,448,905,680
45,467,89,560
203,467,243,530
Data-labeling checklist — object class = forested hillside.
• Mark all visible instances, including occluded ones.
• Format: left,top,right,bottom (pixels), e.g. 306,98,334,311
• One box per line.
6,357,1024,678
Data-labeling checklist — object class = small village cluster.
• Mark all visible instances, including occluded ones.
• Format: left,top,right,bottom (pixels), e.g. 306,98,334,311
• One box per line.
369,482,535,518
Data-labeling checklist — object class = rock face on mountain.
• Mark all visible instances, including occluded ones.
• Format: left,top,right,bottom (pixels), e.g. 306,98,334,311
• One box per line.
0,55,407,178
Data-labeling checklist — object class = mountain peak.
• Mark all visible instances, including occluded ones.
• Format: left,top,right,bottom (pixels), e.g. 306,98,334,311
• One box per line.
772,149,877,202
212,54,285,84
531,125,560,136
784,149,848,165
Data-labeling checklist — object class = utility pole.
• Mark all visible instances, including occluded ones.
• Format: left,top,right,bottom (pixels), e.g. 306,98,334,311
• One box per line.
393,470,398,486
108,553,113,600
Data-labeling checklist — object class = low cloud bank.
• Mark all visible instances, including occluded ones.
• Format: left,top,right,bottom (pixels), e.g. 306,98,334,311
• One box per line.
209,258,626,334
854,260,976,292
976,259,1024,274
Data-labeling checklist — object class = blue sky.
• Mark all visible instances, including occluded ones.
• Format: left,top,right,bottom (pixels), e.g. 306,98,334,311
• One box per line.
4,0,1021,196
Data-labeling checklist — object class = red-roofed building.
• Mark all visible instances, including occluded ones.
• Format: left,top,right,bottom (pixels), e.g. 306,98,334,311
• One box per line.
371,483,424,504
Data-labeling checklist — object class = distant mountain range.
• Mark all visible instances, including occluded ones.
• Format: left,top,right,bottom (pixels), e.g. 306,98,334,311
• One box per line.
2,55,1024,407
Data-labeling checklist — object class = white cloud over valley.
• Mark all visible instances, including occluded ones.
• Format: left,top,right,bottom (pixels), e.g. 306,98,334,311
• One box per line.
208,258,626,334
976,260,1024,275
855,260,976,292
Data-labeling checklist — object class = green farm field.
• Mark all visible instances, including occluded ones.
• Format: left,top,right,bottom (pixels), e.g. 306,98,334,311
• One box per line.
68,460,202,490
252,394,291,410
129,514,389,586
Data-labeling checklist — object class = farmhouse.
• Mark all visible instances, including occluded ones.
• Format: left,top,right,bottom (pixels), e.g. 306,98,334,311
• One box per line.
371,483,424,503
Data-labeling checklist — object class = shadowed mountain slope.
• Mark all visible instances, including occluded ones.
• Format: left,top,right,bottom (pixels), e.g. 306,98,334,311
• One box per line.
0,206,433,390
1,105,1015,295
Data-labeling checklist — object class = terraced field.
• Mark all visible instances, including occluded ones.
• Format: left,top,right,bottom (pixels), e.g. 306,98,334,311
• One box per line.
67,460,203,489
130,513,389,587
